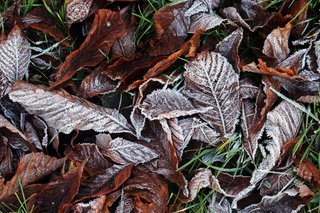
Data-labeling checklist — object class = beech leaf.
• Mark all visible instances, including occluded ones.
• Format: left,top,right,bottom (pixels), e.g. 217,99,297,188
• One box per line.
141,89,212,120
183,51,240,136
8,81,135,135
66,0,93,23
0,25,31,96
102,137,159,165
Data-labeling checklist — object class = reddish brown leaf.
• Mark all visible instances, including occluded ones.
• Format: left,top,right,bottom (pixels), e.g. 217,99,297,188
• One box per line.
25,162,85,213
22,8,68,46
0,153,64,201
295,157,320,186
124,168,169,213
52,9,125,88
74,164,133,202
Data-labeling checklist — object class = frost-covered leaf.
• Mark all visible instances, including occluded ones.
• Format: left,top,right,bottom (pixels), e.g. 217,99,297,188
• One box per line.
251,100,303,183
0,153,64,201
72,195,107,213
0,25,31,97
222,0,271,32
8,81,134,135
263,23,291,62
66,0,93,23
185,0,219,17
102,138,159,165
112,26,136,58
188,13,225,33
141,89,211,120
215,28,243,70
183,51,240,136
240,78,260,100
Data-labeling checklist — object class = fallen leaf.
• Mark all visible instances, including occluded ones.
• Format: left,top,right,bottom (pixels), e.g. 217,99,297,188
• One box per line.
72,195,107,213
183,51,240,136
0,153,64,201
0,25,31,97
141,89,211,120
294,157,320,185
53,9,125,88
9,81,135,135
101,137,159,165
66,0,93,23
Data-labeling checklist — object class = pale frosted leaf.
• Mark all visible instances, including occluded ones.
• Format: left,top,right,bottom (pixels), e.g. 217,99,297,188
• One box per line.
188,13,225,33
130,107,146,141
141,89,211,120
240,78,260,99
315,40,320,73
263,24,291,62
184,168,224,202
161,118,187,159
298,95,320,103
0,25,31,96
215,28,243,69
251,100,302,184
102,137,159,165
66,0,93,23
0,152,64,200
72,195,107,213
208,197,232,213
183,51,240,136
192,118,220,145
115,194,134,213
24,121,42,150
185,0,219,17
8,81,134,135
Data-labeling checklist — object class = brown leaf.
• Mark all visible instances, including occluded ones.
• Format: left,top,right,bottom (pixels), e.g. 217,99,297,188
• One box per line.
0,114,35,152
72,195,107,213
124,168,169,213
25,162,85,213
294,157,320,185
260,173,294,197
150,2,190,56
0,136,14,177
222,0,271,32
0,25,31,97
263,23,291,62
9,81,135,135
77,65,119,98
75,164,133,203
66,0,93,23
22,8,68,46
65,143,110,176
217,173,251,197
101,137,159,165
215,28,243,70
183,51,240,136
52,9,125,88
0,153,64,201
141,89,211,120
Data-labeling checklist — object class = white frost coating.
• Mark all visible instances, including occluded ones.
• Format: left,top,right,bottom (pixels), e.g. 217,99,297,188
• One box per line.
314,40,320,73
104,137,159,165
0,26,31,96
141,89,212,120
66,0,93,23
9,82,135,135
183,51,240,136
188,13,225,33
232,100,302,209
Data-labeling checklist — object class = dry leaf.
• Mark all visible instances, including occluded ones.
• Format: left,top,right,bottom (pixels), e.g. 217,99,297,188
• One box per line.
183,51,240,136
141,89,211,120
0,25,31,97
9,81,135,135
66,0,93,23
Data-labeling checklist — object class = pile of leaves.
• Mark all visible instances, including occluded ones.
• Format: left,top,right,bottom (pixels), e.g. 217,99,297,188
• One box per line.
0,0,320,212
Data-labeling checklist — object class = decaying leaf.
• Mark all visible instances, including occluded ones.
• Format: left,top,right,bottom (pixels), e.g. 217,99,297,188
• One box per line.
72,195,107,213
294,157,320,185
0,25,31,97
0,152,64,201
101,137,159,165
183,51,240,136
66,0,93,23
9,81,135,135
141,89,211,120
53,9,125,88
263,23,291,62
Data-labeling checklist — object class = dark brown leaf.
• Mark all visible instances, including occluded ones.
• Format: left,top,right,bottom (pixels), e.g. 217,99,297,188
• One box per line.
0,153,64,201
124,168,169,213
52,9,125,88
